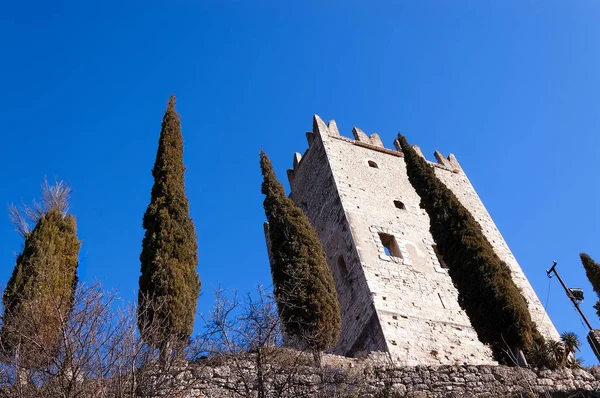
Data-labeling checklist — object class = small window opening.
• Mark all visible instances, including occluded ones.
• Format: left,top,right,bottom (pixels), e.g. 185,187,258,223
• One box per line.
378,233,402,258
433,245,448,269
368,160,379,169
338,255,349,280
393,200,406,210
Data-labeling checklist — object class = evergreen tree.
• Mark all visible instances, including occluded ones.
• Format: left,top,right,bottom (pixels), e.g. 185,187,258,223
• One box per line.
138,95,200,354
397,135,541,363
580,253,600,317
2,180,80,369
260,151,341,357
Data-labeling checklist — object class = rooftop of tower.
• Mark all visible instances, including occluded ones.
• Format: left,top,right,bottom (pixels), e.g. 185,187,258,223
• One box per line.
288,115,463,180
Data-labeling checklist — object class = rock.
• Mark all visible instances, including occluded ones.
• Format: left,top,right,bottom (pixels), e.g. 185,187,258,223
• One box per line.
212,366,231,378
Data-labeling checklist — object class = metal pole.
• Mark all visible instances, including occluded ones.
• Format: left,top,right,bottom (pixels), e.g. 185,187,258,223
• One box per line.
547,261,594,331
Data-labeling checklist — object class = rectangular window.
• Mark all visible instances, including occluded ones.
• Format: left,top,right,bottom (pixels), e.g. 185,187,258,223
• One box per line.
378,233,402,258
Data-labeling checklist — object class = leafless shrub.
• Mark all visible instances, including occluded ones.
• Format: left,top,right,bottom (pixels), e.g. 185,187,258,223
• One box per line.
198,286,284,397
8,178,72,237
198,286,366,398
0,283,203,398
0,283,365,397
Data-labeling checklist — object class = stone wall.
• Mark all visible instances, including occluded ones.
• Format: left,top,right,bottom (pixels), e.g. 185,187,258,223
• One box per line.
287,116,495,365
431,153,560,342
281,115,560,366
168,354,600,397
288,118,388,357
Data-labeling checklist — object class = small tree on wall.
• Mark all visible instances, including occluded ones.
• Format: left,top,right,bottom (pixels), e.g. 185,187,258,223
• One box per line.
259,150,341,364
580,253,600,317
138,95,201,359
396,134,542,364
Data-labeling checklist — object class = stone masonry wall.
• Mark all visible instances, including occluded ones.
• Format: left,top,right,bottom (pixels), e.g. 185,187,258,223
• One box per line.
287,116,494,365
288,121,387,356
282,115,560,367
431,159,560,342
172,353,600,397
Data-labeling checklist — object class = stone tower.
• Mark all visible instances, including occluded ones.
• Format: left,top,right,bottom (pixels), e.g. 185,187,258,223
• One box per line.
278,115,559,366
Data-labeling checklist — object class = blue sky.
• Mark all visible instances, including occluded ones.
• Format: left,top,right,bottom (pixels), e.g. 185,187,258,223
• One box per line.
1,1,600,364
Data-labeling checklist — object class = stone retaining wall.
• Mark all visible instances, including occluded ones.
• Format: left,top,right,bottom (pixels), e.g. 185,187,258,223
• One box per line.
155,354,600,397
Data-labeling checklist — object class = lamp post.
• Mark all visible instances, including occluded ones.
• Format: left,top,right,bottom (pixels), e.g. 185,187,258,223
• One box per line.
547,261,600,362
546,261,593,331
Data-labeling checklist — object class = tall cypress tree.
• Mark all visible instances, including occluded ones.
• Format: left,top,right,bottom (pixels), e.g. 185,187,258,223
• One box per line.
580,253,600,317
397,134,541,363
2,181,80,368
138,95,200,354
260,151,341,356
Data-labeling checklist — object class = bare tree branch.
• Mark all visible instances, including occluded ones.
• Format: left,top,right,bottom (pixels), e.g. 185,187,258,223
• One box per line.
7,178,72,238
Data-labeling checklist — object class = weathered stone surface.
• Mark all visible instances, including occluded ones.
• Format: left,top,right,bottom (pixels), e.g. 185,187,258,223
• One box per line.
352,126,370,142
588,329,600,362
171,354,600,397
432,153,560,343
281,116,559,366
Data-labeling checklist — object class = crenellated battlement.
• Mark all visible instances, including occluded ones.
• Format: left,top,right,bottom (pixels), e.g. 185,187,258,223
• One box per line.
288,115,462,184
274,114,560,364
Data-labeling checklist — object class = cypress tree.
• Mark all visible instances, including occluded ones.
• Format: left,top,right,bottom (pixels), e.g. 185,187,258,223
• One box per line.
397,135,541,363
580,253,600,317
138,95,200,354
260,151,341,356
2,181,80,368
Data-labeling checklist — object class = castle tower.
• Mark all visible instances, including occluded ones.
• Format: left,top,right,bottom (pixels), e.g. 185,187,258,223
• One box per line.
280,115,559,366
